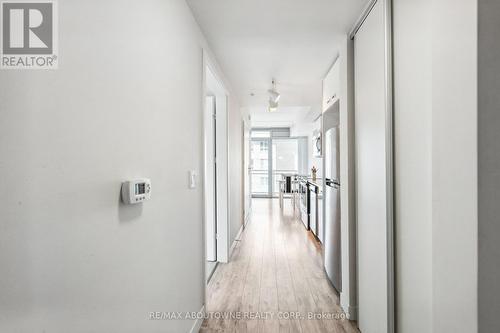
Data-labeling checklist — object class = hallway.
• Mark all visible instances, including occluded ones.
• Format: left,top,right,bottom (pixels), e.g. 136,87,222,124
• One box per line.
202,199,358,333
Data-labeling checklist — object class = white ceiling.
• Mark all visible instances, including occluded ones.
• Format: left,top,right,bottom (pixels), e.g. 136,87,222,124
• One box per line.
247,106,316,128
187,0,366,125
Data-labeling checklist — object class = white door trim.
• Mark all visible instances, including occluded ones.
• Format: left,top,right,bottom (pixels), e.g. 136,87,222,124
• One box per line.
201,48,230,307
352,0,395,331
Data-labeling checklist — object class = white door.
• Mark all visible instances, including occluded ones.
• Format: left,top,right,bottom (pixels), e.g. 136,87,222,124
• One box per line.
354,0,394,332
243,120,251,224
204,96,217,262
204,62,229,264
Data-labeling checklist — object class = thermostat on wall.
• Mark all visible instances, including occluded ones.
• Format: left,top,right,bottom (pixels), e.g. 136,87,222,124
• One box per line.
121,179,151,204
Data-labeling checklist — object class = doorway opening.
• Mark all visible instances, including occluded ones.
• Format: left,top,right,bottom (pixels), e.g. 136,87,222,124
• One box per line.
203,51,230,284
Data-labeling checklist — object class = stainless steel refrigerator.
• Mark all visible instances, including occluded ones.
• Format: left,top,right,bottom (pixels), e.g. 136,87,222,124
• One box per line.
324,126,341,292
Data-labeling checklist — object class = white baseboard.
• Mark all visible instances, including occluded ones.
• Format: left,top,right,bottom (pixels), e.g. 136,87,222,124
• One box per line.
244,208,252,226
341,302,358,321
235,224,244,240
206,261,218,283
189,305,205,333
229,225,244,257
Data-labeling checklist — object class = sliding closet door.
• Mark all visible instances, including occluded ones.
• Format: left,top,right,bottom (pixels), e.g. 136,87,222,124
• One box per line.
354,0,394,332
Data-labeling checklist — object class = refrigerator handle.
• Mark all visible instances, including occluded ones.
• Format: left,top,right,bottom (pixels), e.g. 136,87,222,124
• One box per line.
325,179,340,187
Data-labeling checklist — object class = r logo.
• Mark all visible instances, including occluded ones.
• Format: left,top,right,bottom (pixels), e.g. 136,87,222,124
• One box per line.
2,2,53,54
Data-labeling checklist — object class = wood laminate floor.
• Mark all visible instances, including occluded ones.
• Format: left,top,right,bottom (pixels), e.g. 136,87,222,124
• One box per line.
201,198,359,333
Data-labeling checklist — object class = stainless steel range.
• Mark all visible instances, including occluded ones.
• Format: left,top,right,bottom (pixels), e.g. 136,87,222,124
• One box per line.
298,178,309,229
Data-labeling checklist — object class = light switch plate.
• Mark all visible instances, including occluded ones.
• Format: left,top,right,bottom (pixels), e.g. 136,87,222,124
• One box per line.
188,170,197,189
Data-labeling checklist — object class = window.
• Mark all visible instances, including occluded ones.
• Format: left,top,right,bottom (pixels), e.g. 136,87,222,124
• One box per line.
251,130,271,138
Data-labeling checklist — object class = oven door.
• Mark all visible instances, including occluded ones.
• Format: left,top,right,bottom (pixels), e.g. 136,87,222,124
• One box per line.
299,183,306,208
310,189,317,236
299,182,309,229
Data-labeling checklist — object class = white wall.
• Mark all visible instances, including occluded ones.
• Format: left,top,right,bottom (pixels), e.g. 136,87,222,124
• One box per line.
0,0,240,332
227,94,243,247
336,36,357,320
431,1,477,332
242,116,252,224
393,0,478,332
393,0,432,332
290,118,322,176
478,1,500,331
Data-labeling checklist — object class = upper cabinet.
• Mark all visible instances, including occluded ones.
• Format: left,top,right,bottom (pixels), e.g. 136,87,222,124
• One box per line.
322,59,340,111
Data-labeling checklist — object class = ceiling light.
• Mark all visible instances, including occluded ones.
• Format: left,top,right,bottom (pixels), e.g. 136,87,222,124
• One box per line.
268,89,280,103
268,100,278,112
268,79,281,103
268,79,280,112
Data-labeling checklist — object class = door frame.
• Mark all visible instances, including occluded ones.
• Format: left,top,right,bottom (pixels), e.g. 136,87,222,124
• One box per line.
242,119,252,226
205,95,217,263
201,49,230,298
350,0,394,331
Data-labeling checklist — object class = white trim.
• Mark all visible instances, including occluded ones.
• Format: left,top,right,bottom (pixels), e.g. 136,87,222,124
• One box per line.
352,0,394,330
203,50,229,95
188,305,205,333
201,48,208,316
341,292,358,320
349,0,378,40
203,49,230,265
229,224,244,258
206,262,218,284
384,0,395,331
244,208,252,227
341,303,358,321
204,95,217,262
201,48,231,310
235,224,244,240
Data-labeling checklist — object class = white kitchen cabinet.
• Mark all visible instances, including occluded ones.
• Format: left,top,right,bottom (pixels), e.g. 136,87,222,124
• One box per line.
322,59,340,111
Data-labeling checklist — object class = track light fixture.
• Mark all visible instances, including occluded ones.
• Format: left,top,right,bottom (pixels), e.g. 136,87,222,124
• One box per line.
268,100,279,112
268,89,281,104
268,79,280,112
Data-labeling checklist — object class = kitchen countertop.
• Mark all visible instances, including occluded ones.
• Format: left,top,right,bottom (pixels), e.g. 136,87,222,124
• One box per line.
294,175,322,187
